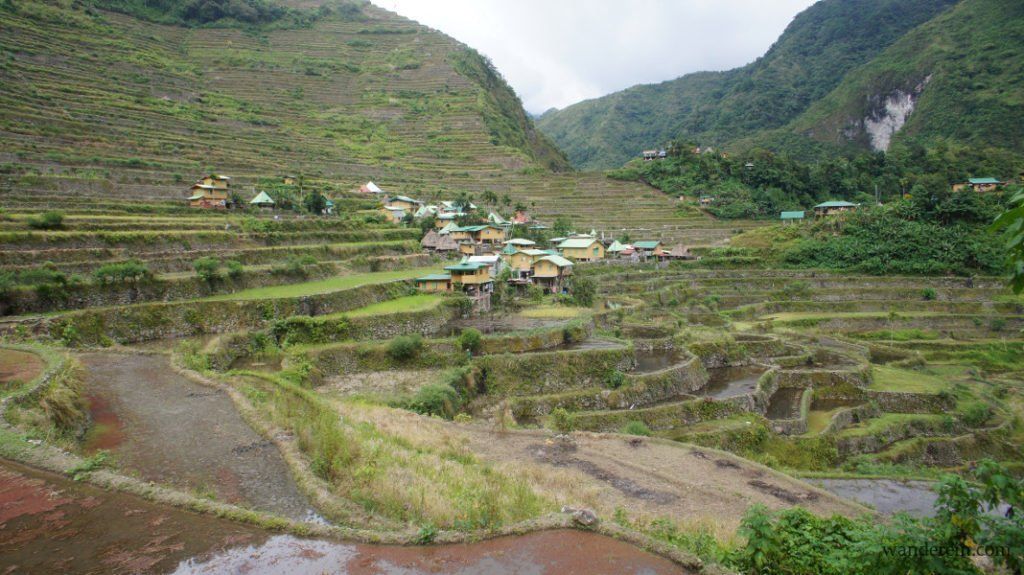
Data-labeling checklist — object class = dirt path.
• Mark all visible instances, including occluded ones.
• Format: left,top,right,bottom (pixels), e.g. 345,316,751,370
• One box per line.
0,460,687,575
79,352,315,521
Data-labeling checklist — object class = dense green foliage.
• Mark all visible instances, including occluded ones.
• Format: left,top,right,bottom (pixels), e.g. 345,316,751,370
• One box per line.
611,142,1021,220
26,211,64,230
537,0,958,168
93,259,151,284
734,460,1023,575
387,334,423,362
992,188,1024,292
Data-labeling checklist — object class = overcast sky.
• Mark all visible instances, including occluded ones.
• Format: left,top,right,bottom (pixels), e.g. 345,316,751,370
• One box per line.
372,0,817,114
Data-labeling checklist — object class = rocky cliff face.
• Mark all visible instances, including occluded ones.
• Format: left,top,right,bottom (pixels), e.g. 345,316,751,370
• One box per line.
860,77,930,151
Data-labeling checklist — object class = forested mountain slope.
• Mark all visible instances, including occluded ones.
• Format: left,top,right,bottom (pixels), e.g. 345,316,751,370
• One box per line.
536,0,962,169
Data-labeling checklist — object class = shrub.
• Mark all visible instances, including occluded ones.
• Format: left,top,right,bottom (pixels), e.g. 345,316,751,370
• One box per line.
193,256,222,282
960,402,992,427
570,276,597,306
457,327,482,354
604,369,627,389
93,259,151,284
548,407,576,433
920,287,937,301
27,211,64,230
620,420,651,436
387,334,423,361
409,383,461,418
225,259,244,279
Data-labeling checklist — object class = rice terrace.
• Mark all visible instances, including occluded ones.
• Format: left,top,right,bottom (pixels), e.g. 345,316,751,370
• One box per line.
1,0,1023,573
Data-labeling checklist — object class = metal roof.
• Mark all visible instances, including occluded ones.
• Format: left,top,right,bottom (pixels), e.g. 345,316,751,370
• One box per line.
538,255,574,267
634,241,662,249
416,274,451,282
969,178,1000,185
780,211,805,219
558,238,600,249
250,191,275,204
814,201,857,208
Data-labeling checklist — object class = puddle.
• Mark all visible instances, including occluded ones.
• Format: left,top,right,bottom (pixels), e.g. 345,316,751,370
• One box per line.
633,349,685,373
79,352,315,521
82,393,126,454
0,348,44,388
812,478,1011,518
698,366,765,399
0,460,685,575
766,388,805,420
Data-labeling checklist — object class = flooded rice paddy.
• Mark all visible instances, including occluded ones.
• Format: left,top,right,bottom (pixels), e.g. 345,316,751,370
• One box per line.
0,348,44,387
633,349,686,373
79,352,315,521
698,366,765,399
0,460,686,574
766,387,805,420
811,478,942,516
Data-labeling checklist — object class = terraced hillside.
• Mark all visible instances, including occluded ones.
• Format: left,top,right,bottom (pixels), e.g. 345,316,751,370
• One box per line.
0,0,740,243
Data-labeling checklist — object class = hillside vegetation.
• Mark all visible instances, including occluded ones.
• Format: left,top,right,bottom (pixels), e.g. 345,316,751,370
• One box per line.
537,0,958,169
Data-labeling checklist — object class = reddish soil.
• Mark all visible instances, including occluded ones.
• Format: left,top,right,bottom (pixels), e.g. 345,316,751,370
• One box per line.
0,349,44,388
0,460,688,575
81,393,126,454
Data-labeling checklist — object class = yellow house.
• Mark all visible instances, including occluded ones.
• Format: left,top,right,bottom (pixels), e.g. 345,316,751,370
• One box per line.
557,237,605,262
188,174,230,208
445,262,492,286
458,242,476,256
415,274,452,292
386,195,422,211
532,255,574,293
381,206,407,223
505,248,548,272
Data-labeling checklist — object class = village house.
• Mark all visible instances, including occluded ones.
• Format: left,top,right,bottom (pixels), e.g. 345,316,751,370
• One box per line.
952,177,1002,193
511,211,531,225
381,205,407,224
488,212,511,227
282,175,297,186
699,194,714,207
531,255,574,294
249,191,275,210
435,213,460,229
440,200,477,214
324,199,335,215
188,174,230,208
420,228,440,250
504,238,536,248
558,237,605,261
451,224,505,245
813,200,858,217
780,210,805,223
445,261,493,295
504,248,548,277
359,181,383,194
466,254,503,277
434,234,458,253
662,244,697,261
642,150,658,161
385,195,422,211
414,273,452,293
414,204,438,219
633,240,664,259
606,240,629,257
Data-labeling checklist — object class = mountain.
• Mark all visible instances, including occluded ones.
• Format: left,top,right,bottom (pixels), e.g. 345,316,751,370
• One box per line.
536,0,961,170
0,0,569,183
759,0,1024,155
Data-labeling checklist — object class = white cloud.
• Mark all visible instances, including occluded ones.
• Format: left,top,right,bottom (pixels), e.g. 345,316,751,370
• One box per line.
373,0,816,113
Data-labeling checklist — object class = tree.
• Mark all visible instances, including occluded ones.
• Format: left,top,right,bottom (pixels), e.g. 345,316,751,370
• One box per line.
303,190,327,215
553,215,572,236
991,187,1024,293
481,190,498,205
193,256,222,283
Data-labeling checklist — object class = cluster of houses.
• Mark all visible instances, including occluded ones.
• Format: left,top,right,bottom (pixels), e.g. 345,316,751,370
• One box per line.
415,225,694,302
186,174,337,213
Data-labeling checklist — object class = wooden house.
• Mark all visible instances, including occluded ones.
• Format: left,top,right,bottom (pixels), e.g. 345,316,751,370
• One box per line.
282,175,297,185
435,213,460,229
557,237,605,261
381,206,407,223
445,262,493,294
415,273,452,293
813,201,857,217
953,178,1002,193
663,244,696,260
633,240,664,258
532,255,573,294
188,174,230,208
467,255,502,277
452,224,505,244
642,150,658,161
386,195,422,211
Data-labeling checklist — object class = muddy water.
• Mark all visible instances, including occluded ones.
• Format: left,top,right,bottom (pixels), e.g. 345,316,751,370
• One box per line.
633,349,685,373
0,460,687,575
79,352,315,521
766,387,805,420
0,348,44,387
811,479,940,516
698,366,765,399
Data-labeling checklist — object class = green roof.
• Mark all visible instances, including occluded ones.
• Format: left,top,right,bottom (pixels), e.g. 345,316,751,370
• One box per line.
391,195,420,204
501,244,518,255
780,211,805,219
506,238,536,246
416,274,451,282
634,241,661,249
520,249,549,256
814,201,857,208
250,191,275,205
969,178,1000,185
558,238,600,249
444,262,490,272
187,193,205,200
607,240,626,252
538,255,574,268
